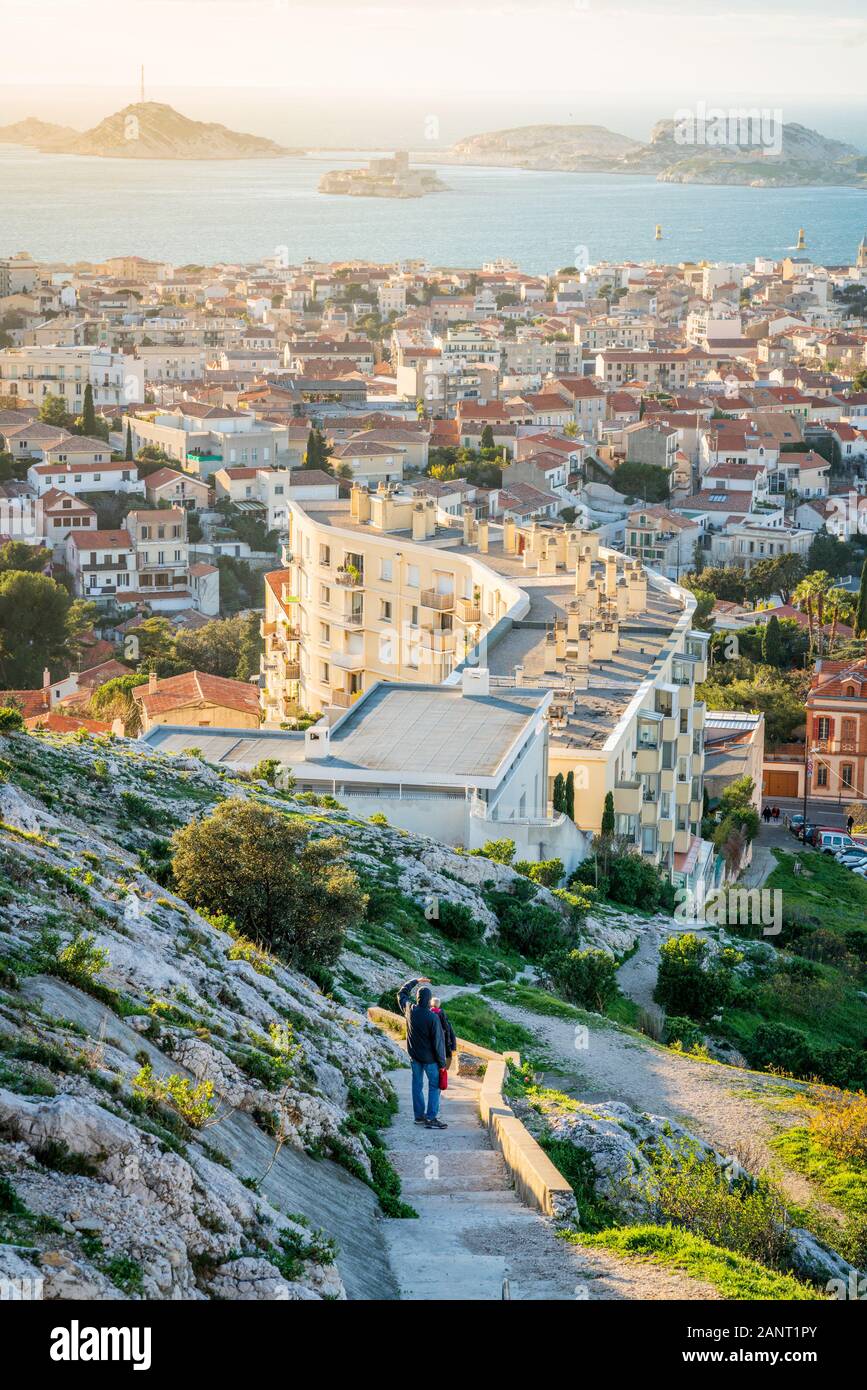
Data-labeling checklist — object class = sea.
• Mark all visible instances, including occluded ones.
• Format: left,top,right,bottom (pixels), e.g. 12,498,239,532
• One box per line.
1,145,866,272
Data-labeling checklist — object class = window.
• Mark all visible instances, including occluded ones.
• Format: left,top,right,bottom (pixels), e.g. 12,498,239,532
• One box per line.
380,557,393,581
407,564,420,588
817,717,831,741
319,622,330,645
381,600,392,622
321,661,330,684
842,764,854,790
816,765,828,788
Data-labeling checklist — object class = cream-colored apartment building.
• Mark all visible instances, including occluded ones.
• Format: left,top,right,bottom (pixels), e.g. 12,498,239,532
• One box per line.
261,484,712,893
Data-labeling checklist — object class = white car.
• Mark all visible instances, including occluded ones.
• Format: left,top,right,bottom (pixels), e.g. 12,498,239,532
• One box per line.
850,861,867,877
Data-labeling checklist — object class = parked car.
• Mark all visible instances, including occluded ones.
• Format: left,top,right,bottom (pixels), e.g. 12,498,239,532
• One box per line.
818,830,860,855
837,852,867,868
789,814,806,836
850,861,867,878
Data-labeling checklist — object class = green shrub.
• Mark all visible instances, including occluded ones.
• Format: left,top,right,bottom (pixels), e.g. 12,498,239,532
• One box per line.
436,900,484,942
541,948,618,1012
0,707,25,733
664,1015,705,1051
640,1140,792,1270
468,838,515,865
172,800,365,968
654,933,741,1022
446,950,481,983
132,1064,216,1128
35,924,109,988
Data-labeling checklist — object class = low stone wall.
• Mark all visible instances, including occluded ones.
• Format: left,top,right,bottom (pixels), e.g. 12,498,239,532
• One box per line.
366,1007,577,1224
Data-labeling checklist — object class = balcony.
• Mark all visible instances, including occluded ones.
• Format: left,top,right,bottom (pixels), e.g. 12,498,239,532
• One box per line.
635,744,662,775
614,779,642,816
283,661,301,681
261,619,276,638
455,597,481,623
331,688,362,709
641,799,659,828
329,649,365,672
676,779,691,806
335,566,364,588
420,630,456,656
421,588,455,612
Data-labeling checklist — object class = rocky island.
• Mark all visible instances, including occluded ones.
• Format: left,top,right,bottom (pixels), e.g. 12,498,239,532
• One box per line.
319,151,448,198
435,118,866,187
0,102,295,160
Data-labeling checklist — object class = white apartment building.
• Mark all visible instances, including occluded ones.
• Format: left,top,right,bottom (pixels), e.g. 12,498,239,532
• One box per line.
64,508,217,614
28,457,143,498
135,347,207,382
0,346,135,411
124,405,288,478
261,490,713,892
142,673,588,869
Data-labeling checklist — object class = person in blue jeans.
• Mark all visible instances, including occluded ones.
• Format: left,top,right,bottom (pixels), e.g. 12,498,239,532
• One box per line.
397,976,448,1130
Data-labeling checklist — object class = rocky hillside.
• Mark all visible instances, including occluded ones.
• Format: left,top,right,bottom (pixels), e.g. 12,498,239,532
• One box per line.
0,725,589,1301
440,119,865,187
0,103,293,160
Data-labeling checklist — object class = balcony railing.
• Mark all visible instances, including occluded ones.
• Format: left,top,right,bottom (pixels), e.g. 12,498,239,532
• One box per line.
335,566,363,587
455,597,481,623
331,688,362,708
284,662,301,681
421,588,454,611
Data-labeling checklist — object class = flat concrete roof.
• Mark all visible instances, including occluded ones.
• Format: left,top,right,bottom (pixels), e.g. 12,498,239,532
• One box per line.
321,683,546,778
142,682,547,784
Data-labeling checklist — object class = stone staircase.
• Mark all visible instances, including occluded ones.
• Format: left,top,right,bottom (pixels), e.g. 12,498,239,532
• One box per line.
380,1065,588,1300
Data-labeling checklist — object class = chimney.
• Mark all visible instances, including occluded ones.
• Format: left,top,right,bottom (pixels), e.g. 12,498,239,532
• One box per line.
148,670,158,693
461,667,490,698
42,667,51,689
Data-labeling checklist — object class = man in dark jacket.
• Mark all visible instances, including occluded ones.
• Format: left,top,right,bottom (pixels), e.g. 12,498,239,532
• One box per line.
397,976,447,1129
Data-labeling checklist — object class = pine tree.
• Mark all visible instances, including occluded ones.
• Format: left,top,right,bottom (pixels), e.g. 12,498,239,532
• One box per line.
601,790,615,837
81,383,96,437
761,613,782,666
565,770,575,821
553,772,566,814
856,557,867,638
124,422,133,461
480,423,495,451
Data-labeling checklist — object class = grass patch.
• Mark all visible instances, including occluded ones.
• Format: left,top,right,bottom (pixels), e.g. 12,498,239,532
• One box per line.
767,849,867,943
565,1225,824,1300
772,1127,866,1220
443,992,540,1059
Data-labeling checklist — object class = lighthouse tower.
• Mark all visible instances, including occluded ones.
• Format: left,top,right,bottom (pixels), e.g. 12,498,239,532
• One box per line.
858,233,867,270
796,227,807,251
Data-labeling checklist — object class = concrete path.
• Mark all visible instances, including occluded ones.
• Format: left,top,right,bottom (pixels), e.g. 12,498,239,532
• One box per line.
379,1063,719,1300
381,1063,584,1299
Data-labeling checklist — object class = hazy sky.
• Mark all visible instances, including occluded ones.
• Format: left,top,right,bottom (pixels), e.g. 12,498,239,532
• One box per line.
3,0,867,144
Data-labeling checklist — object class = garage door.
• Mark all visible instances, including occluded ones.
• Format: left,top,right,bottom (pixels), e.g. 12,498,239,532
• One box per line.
764,769,799,797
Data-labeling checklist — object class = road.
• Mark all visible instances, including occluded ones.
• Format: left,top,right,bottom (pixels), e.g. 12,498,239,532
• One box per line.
761,796,854,831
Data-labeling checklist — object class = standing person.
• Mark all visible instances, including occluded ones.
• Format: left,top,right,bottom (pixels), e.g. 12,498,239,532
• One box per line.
431,997,457,1072
763,806,771,824
396,977,447,1130
847,814,855,835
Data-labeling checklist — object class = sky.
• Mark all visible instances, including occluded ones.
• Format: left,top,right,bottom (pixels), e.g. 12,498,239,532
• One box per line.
3,0,867,147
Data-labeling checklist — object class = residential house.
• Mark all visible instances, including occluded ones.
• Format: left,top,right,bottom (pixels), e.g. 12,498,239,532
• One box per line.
133,669,260,733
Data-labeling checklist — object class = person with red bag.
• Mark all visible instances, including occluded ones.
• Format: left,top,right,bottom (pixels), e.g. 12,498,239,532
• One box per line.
396,976,448,1130
431,997,456,1095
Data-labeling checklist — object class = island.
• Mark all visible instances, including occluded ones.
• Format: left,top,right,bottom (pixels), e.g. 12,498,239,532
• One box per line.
432,118,867,188
0,101,296,160
319,151,448,198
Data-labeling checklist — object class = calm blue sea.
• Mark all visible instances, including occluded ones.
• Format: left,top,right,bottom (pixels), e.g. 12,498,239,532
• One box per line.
1,146,866,272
